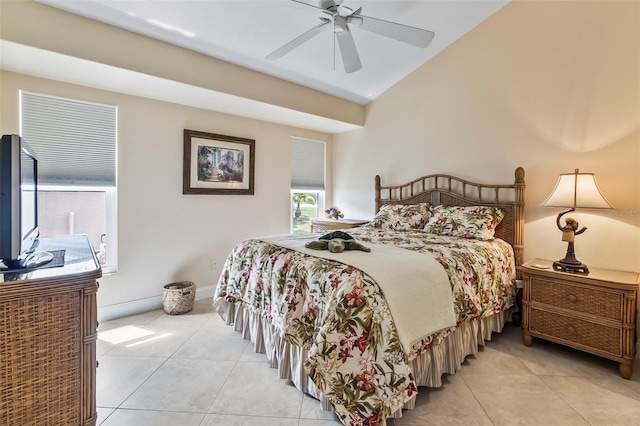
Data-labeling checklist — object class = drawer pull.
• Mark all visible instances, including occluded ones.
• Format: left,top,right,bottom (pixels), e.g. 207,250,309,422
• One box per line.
566,325,576,334
567,294,577,303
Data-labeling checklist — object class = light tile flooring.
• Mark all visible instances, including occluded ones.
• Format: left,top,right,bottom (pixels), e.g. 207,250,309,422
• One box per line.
97,299,640,425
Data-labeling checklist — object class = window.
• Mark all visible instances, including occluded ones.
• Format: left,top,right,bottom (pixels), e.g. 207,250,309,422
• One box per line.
20,91,118,273
291,137,325,233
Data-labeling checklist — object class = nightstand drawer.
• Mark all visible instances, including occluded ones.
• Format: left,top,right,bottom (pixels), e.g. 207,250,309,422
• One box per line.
529,276,622,321
521,258,638,379
529,308,622,356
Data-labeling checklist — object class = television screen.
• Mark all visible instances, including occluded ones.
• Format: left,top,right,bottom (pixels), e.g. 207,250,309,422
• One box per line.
0,134,46,269
20,142,39,255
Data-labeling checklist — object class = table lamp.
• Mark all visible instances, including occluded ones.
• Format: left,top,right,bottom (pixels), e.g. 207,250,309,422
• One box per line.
541,169,612,274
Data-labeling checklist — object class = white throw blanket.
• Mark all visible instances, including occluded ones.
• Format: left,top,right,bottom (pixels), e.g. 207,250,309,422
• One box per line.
258,234,456,352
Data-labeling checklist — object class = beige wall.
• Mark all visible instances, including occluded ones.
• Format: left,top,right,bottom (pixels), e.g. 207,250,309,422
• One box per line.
333,0,640,273
1,0,638,313
1,71,333,307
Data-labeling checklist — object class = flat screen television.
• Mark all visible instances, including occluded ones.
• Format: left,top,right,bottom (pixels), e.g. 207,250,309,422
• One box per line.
0,134,53,270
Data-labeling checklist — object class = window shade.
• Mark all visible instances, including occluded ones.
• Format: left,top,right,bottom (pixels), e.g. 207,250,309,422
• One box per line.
20,91,117,186
291,137,325,190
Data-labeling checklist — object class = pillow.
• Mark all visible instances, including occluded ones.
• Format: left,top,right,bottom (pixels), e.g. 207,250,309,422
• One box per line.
366,203,432,231
422,205,504,240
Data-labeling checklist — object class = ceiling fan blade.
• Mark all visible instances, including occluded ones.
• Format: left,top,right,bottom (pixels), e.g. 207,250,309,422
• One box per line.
338,4,360,17
356,15,435,48
266,19,330,61
335,23,362,73
291,0,337,11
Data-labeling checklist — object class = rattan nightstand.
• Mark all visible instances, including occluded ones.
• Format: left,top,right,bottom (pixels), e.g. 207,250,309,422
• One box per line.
520,258,639,379
311,218,368,232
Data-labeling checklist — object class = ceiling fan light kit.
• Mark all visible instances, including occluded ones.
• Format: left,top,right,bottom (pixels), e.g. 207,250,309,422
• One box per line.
266,0,435,73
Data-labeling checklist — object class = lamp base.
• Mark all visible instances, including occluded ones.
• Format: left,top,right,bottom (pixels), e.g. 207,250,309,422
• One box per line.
553,236,589,274
552,259,589,274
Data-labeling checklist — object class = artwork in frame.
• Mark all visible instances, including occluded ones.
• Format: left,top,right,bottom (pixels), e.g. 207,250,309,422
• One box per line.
183,129,255,195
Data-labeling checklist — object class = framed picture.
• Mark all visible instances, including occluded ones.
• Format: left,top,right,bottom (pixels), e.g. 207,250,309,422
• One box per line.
183,129,255,195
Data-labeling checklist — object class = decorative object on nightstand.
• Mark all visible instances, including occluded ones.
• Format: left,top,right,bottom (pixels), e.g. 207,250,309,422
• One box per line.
542,169,612,274
311,218,368,232
520,258,638,379
324,207,344,220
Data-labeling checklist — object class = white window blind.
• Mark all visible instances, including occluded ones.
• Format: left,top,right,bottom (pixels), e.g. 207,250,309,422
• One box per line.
20,91,117,186
291,137,325,190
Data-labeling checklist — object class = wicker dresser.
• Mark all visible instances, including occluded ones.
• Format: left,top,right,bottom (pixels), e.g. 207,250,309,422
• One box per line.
520,258,638,379
311,218,368,232
0,235,101,425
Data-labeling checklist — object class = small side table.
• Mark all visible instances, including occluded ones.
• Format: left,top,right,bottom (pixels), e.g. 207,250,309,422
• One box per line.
311,218,368,233
520,258,639,379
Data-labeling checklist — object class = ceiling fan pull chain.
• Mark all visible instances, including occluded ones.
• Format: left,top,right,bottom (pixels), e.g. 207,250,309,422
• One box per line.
333,34,336,71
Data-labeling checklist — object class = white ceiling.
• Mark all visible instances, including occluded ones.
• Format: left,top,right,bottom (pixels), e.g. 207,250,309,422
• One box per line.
37,0,509,105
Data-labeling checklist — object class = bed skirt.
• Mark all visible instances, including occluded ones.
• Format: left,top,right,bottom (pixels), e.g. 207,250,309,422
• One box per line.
216,300,509,420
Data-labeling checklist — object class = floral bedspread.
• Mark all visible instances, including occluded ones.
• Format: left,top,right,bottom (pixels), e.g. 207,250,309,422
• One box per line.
213,227,516,426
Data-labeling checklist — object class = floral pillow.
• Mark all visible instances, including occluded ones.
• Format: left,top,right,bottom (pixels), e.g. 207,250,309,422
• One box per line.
366,203,432,231
422,205,505,240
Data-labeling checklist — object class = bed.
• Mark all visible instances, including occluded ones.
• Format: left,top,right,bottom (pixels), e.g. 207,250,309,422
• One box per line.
213,167,525,425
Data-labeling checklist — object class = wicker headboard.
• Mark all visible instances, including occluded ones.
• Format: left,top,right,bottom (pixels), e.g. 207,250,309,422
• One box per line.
375,167,526,275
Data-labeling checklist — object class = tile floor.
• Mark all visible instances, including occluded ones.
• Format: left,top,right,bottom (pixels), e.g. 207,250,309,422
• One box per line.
96,299,640,425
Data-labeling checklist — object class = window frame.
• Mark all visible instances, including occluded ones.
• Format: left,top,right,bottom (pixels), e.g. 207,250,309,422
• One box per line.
19,90,118,273
291,137,326,233
290,190,325,233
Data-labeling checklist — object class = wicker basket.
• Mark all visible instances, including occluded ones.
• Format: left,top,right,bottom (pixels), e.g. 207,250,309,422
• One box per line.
162,281,195,315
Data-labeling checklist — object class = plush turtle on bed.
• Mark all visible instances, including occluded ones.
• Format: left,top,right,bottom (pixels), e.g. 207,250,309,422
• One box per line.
305,231,371,253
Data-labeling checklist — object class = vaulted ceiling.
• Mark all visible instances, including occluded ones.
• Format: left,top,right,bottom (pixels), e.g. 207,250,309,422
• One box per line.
38,0,509,105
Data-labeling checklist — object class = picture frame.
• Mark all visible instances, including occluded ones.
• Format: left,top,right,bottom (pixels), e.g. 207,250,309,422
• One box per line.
183,129,255,195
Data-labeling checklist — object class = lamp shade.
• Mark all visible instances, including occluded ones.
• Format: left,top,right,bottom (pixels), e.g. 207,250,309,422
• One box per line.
542,169,612,209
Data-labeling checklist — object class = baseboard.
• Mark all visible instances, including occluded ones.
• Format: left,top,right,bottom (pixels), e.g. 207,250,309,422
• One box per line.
97,284,215,322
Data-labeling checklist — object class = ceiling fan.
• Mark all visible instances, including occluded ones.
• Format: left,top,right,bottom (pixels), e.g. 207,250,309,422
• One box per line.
266,0,435,73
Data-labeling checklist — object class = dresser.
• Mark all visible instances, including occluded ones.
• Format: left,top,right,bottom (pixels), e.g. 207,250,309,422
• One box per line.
520,258,638,379
0,235,101,425
311,218,368,232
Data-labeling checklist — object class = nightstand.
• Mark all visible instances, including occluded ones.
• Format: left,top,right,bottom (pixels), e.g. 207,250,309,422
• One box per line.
520,258,639,379
311,218,368,232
